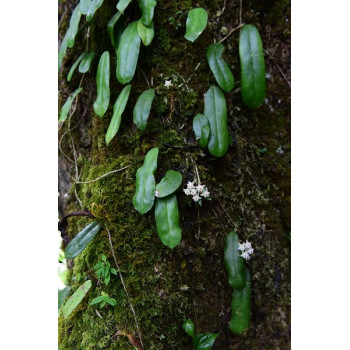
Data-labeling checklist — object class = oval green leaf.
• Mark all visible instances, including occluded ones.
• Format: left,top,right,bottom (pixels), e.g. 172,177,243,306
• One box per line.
79,52,95,73
59,87,83,123
67,52,86,82
116,0,132,14
193,113,210,148
67,5,82,48
155,194,182,249
58,29,70,72
184,8,208,42
107,11,123,49
204,86,229,157
80,0,93,15
155,170,182,198
224,231,246,290
65,222,101,259
62,280,92,319
133,148,159,214
86,0,104,22
133,88,155,130
207,43,234,92
58,286,71,311
117,21,141,84
239,24,266,108
139,0,157,26
105,84,132,145
183,319,195,339
229,268,251,335
94,51,110,117
137,20,155,46
194,333,219,350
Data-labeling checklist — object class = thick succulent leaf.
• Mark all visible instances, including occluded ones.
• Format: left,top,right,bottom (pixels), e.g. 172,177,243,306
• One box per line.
154,194,182,249
207,43,234,92
116,0,132,14
67,52,86,82
80,0,93,15
184,8,208,42
67,5,82,48
239,25,266,108
105,84,132,145
58,29,70,72
224,231,246,290
86,0,104,22
65,222,101,259
79,52,95,73
59,87,83,123
133,88,155,130
138,0,157,26
194,333,219,350
137,20,155,46
107,11,124,49
182,319,195,339
58,286,71,311
155,170,182,198
229,268,251,334
132,148,158,214
193,113,210,148
116,21,141,84
204,86,229,157
61,280,92,319
94,51,110,117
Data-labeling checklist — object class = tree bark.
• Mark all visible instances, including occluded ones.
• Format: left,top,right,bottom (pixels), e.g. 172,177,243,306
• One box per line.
58,0,290,349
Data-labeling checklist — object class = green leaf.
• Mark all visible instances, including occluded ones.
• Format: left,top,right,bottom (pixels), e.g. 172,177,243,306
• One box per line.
58,286,71,311
194,333,219,350
59,87,83,123
100,299,107,308
67,5,82,48
101,254,107,262
224,231,246,290
67,52,86,82
184,8,208,42
94,51,110,117
154,194,182,249
204,86,229,157
80,0,93,15
65,222,101,259
90,295,105,305
133,88,155,130
110,268,118,275
107,11,123,49
155,170,182,198
105,84,132,145
104,274,111,285
79,52,95,73
116,0,132,14
58,29,70,72
138,0,157,26
229,268,251,334
86,0,104,22
137,20,155,46
132,148,158,214
239,25,266,108
62,280,92,319
182,319,195,338
207,43,234,92
116,21,141,84
106,297,117,306
193,113,210,148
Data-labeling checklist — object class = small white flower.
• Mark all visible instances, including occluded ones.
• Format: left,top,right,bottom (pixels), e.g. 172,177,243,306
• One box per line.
155,190,160,197
190,188,197,196
183,188,191,195
238,240,254,261
164,80,173,88
197,184,205,193
186,181,195,189
192,193,200,202
201,188,210,198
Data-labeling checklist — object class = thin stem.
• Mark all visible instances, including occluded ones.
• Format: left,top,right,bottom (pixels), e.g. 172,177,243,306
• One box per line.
75,166,131,184
219,24,243,43
106,228,144,350
239,0,242,25
264,49,291,88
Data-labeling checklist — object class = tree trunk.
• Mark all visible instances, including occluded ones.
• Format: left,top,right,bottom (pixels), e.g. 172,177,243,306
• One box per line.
58,0,290,349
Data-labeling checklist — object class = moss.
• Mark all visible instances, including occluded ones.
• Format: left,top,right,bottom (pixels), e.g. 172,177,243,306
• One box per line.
59,0,290,349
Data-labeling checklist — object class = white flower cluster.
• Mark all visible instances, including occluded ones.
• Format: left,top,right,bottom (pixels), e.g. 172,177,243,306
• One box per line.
238,240,254,261
183,181,210,202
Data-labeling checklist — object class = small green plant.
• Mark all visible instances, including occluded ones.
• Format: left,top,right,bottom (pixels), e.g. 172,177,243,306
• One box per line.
94,254,117,285
90,291,117,308
183,319,219,349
